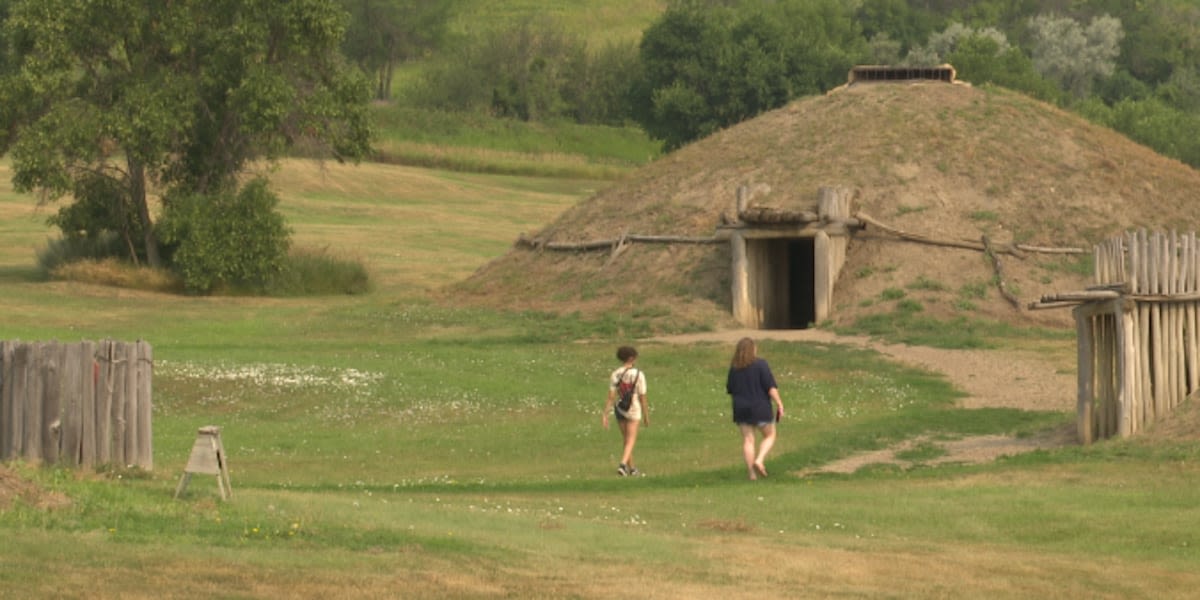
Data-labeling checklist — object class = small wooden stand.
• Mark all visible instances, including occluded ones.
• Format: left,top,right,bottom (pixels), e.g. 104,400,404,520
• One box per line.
174,425,232,500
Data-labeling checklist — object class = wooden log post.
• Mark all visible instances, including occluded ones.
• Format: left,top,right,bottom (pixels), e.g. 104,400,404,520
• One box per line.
1186,232,1199,394
123,341,139,467
23,343,43,462
1098,314,1113,439
112,341,128,467
730,231,755,328
136,340,153,470
817,186,849,222
736,185,749,218
1075,308,1095,445
44,343,66,465
81,341,98,468
6,342,27,461
1138,302,1153,429
1118,300,1136,437
96,340,115,465
814,231,831,324
1,341,12,460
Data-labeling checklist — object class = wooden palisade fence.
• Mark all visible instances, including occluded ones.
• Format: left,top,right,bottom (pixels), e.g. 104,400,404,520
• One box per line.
1033,230,1200,443
1,340,153,469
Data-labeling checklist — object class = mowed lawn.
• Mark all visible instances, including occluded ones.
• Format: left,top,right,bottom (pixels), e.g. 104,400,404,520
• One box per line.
1,159,1199,599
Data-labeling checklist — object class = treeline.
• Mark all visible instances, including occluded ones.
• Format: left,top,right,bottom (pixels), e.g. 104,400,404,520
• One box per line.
344,0,1200,167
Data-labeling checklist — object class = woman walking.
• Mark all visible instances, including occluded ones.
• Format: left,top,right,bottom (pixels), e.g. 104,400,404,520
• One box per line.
726,337,784,480
603,346,648,476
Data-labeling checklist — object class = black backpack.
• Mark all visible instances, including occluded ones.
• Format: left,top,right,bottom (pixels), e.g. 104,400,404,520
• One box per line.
617,368,639,411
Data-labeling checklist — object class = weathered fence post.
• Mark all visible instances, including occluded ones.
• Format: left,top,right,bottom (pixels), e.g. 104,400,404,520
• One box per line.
0,340,152,469
136,340,153,470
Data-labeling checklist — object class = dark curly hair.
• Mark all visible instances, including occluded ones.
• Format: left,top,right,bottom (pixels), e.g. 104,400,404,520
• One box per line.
616,346,638,362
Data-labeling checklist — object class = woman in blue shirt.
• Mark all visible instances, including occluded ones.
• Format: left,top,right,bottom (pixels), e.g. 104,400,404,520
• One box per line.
726,337,784,480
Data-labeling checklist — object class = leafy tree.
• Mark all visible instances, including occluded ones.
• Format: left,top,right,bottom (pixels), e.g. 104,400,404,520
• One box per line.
1093,69,1154,105
904,22,1010,66
899,21,1059,102
407,18,637,126
867,32,904,65
629,3,727,149
1081,96,1200,168
340,0,457,101
632,0,867,151
481,19,580,122
560,40,641,126
0,0,372,272
1157,63,1200,113
1079,0,1200,87
856,0,943,54
1026,13,1124,99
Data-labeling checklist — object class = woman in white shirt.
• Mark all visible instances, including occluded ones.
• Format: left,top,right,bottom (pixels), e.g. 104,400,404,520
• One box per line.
602,345,649,476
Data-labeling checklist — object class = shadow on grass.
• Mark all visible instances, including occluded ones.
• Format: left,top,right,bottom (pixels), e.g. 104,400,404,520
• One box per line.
0,264,43,284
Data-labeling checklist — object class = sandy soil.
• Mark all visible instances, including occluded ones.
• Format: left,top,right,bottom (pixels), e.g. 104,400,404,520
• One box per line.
0,465,70,511
653,328,1080,474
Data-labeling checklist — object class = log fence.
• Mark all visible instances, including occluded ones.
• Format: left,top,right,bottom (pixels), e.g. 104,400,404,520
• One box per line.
1,340,153,469
1032,230,1200,443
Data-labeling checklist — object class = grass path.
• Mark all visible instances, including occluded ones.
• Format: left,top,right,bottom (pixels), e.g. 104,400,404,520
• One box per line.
653,327,1080,471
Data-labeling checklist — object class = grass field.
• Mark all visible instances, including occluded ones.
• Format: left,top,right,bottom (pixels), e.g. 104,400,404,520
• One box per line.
2,156,1199,598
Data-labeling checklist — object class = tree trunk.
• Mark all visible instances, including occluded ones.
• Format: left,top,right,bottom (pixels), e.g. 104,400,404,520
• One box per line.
128,157,162,268
382,58,394,101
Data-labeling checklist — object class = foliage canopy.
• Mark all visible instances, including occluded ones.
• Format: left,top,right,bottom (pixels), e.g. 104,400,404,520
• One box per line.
631,0,868,151
0,0,372,284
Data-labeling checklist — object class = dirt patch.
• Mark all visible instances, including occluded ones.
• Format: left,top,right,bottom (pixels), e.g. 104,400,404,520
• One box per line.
654,327,1080,474
1138,396,1200,443
0,464,71,511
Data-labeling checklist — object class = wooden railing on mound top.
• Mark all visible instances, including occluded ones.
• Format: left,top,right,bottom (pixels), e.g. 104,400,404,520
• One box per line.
1,340,153,469
1031,230,1200,443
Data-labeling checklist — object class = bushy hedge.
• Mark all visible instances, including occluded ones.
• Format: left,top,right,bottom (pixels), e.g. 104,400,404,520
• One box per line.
157,179,291,294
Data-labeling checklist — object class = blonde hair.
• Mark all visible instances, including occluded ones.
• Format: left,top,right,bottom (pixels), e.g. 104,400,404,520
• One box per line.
730,337,757,370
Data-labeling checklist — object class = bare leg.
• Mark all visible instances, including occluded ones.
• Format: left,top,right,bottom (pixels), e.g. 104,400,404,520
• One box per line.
754,424,776,476
620,419,640,468
739,424,758,480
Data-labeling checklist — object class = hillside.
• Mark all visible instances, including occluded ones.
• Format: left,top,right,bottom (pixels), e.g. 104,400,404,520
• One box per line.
448,81,1200,332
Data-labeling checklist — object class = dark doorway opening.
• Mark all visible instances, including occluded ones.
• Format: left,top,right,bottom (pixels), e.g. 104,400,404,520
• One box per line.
759,238,815,329
788,239,815,328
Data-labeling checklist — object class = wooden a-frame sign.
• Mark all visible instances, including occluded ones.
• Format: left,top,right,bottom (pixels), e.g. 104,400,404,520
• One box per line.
174,425,232,500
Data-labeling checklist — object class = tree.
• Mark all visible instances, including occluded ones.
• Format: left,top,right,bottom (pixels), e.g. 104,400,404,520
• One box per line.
0,0,372,270
1026,13,1124,99
632,0,867,151
1080,0,1200,87
856,0,943,56
1083,96,1200,169
904,22,1010,66
407,17,637,126
913,25,1061,103
340,0,457,101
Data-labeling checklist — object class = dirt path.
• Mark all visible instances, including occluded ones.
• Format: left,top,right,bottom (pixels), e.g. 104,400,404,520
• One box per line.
652,328,1079,474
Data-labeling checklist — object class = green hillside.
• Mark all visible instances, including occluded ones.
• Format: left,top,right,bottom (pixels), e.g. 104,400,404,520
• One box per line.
454,0,664,45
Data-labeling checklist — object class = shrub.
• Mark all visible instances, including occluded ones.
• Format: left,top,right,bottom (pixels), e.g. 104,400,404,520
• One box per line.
157,179,291,294
36,232,129,277
262,247,372,296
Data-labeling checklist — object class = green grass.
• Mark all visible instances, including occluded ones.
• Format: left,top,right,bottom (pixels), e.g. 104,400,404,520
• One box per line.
2,159,1200,597
453,0,664,47
4,6,1200,592
838,308,1073,349
362,1,665,182
371,106,658,164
